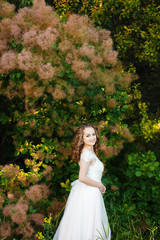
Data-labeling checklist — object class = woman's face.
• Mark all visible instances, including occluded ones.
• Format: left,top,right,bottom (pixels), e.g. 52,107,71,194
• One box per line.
83,127,97,146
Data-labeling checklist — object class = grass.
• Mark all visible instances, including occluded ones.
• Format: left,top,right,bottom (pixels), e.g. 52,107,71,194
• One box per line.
109,216,159,240
35,203,160,240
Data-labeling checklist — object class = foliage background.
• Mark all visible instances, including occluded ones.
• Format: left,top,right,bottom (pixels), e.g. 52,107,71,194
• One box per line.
0,0,160,239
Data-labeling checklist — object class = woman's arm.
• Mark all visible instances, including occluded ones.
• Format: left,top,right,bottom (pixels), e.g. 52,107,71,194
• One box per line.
79,159,106,193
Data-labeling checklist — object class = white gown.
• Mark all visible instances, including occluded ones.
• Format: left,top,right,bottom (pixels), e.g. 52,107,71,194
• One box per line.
53,149,111,240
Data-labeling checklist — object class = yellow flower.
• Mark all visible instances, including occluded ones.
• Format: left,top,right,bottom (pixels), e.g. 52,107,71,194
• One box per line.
35,232,45,239
44,216,52,224
44,146,48,151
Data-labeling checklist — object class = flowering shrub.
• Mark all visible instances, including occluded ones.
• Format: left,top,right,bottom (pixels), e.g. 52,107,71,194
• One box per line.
0,163,46,238
0,0,135,168
0,0,139,238
0,160,66,239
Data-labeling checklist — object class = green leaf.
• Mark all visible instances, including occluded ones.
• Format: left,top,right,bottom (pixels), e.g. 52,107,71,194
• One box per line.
75,43,82,49
10,73,15,79
135,171,141,177
148,172,153,178
58,71,65,77
150,166,155,171
67,73,74,78
99,65,105,72
128,155,132,162
52,44,58,50
29,205,37,213
123,105,129,109
16,73,21,78
154,162,159,167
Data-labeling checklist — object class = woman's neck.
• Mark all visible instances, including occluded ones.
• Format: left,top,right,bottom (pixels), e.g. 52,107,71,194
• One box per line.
83,145,94,152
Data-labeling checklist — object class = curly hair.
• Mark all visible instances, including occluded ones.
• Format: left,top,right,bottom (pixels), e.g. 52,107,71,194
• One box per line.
71,123,100,162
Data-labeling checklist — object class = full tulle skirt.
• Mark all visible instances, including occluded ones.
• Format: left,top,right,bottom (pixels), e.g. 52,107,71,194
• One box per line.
53,180,111,240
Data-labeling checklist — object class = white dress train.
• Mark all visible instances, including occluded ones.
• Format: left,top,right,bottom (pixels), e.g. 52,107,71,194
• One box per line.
53,149,111,240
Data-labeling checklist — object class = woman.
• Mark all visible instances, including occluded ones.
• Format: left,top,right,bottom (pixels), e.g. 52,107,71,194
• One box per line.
53,123,111,240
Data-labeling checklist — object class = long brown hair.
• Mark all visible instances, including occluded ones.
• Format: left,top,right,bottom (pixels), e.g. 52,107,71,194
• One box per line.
71,123,100,162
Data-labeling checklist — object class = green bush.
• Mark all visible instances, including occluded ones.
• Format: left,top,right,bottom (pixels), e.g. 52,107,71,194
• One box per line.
125,151,160,219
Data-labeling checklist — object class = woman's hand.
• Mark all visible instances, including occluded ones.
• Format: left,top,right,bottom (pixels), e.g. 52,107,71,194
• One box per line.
98,182,106,194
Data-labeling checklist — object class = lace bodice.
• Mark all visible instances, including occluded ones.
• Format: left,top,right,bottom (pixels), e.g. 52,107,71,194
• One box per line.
80,149,104,182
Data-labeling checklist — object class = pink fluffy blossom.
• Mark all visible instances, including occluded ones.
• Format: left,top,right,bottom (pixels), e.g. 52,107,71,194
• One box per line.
79,69,92,80
71,59,91,80
25,184,50,203
16,222,34,237
64,14,99,43
33,86,44,98
7,192,14,202
2,164,19,178
0,222,11,238
0,2,15,17
121,127,134,142
10,24,21,39
0,51,17,71
30,213,44,226
11,204,27,224
37,27,59,50
0,18,13,40
32,0,59,28
3,204,15,217
99,29,111,41
17,49,40,72
13,8,29,30
23,30,37,48
17,196,29,211
23,77,36,98
33,0,46,8
107,99,117,108
77,44,102,67
0,40,8,54
103,51,118,65
29,173,39,183
117,73,135,88
52,87,66,100
71,59,86,73
79,43,95,59
64,15,89,42
102,145,114,158
37,63,55,80
43,166,53,176
65,52,73,64
63,14,99,44
91,55,102,66
23,222,35,237
101,38,113,51
68,87,75,96
58,39,73,52
87,27,99,43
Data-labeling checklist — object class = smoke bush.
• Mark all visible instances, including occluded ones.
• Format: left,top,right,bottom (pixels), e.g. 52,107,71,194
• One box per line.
0,0,136,238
